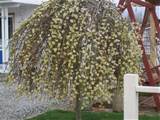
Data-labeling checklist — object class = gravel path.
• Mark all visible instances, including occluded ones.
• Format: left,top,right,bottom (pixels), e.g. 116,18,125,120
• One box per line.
0,82,54,120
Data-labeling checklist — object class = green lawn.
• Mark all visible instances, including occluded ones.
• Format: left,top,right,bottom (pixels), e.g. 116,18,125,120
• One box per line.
27,110,159,120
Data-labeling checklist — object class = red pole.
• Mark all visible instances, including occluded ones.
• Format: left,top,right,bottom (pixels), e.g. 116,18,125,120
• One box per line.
150,7,160,34
117,0,160,111
127,3,136,22
132,0,154,8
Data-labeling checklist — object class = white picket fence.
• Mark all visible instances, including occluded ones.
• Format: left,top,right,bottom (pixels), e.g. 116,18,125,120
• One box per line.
124,74,160,120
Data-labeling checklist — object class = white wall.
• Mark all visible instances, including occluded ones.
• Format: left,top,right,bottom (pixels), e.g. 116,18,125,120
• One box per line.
9,4,38,30
12,0,47,5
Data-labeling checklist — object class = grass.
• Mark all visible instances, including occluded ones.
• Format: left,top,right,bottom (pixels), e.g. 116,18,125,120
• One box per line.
27,110,160,120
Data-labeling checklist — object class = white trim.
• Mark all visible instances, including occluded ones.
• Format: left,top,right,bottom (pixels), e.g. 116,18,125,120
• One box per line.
0,3,20,8
0,7,9,73
124,74,139,120
124,74,160,120
1,7,9,63
0,0,47,5
136,86,160,93
0,15,14,50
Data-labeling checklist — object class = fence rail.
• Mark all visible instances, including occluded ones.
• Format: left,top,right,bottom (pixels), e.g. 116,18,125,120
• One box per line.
124,74,160,120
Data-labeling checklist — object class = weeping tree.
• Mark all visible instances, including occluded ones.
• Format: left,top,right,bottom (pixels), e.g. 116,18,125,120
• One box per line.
8,0,141,120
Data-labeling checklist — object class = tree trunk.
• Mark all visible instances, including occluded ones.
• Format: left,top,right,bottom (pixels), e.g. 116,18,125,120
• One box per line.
113,68,123,112
75,87,82,120
112,89,123,112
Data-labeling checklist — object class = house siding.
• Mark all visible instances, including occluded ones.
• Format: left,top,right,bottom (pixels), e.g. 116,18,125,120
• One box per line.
9,5,37,30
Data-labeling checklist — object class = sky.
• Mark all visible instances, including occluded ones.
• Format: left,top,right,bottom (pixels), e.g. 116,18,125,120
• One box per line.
111,0,160,19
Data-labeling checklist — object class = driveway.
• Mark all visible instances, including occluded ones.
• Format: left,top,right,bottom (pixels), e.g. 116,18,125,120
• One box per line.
0,82,51,120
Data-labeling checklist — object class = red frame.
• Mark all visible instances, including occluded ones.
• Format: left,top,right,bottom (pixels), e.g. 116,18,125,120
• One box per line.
118,0,160,111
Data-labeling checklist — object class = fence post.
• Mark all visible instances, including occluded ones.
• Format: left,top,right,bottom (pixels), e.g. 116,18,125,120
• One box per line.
124,74,139,120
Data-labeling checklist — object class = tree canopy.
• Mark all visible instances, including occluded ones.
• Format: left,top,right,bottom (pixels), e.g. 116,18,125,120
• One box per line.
8,0,141,108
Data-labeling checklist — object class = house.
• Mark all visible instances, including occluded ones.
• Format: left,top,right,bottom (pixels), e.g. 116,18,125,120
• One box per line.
0,0,160,73
0,0,46,72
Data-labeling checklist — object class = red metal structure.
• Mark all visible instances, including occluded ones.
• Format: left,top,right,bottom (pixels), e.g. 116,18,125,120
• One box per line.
117,0,160,110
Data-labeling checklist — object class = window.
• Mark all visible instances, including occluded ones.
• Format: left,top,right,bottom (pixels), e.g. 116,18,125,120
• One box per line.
143,27,151,55
0,14,14,49
0,14,14,64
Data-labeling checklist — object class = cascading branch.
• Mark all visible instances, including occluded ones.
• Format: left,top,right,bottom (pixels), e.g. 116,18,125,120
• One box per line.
8,0,141,110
